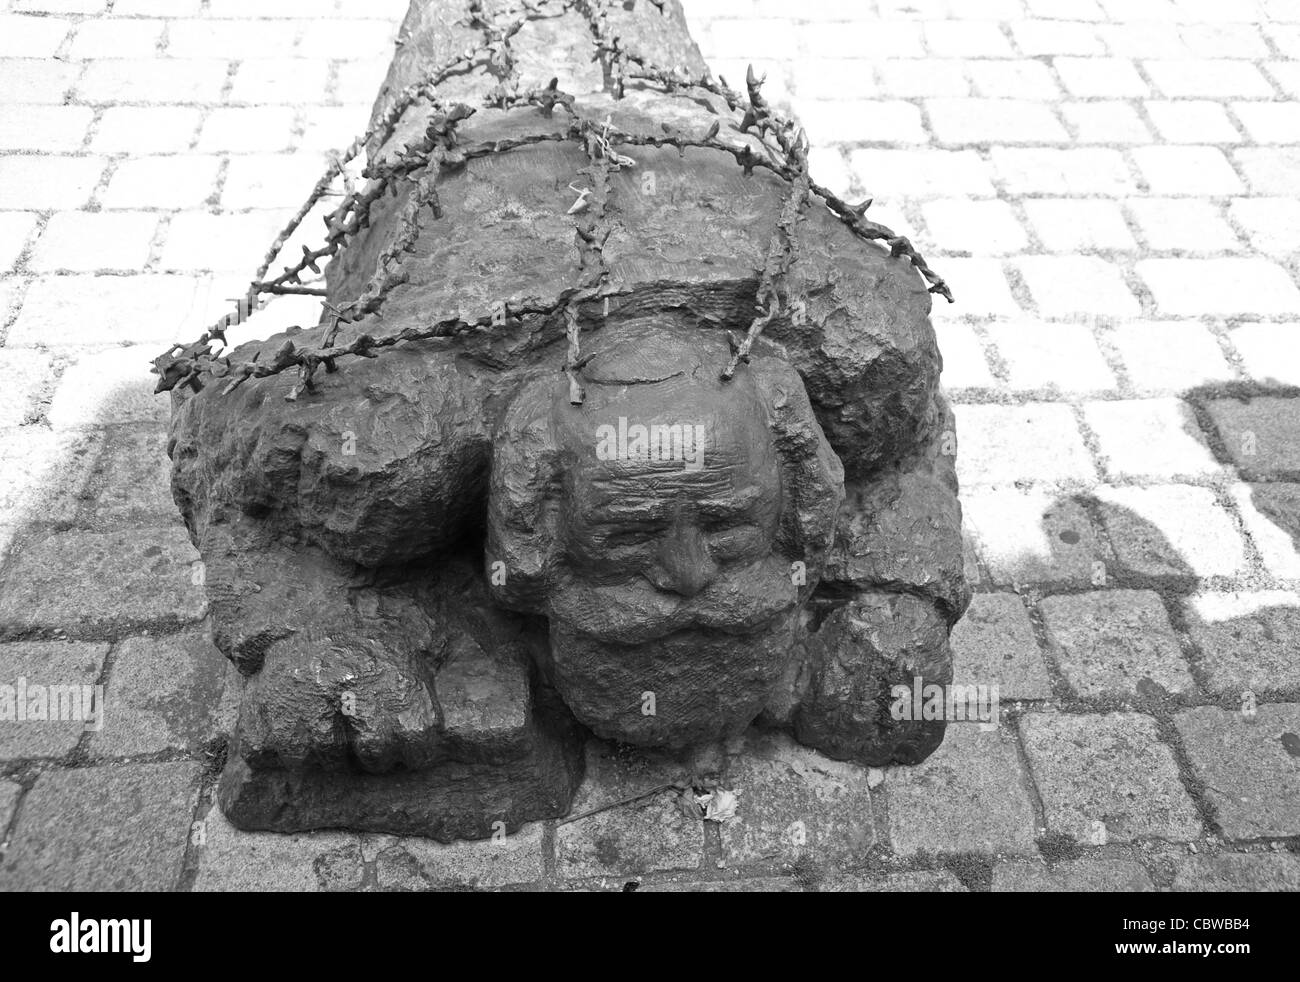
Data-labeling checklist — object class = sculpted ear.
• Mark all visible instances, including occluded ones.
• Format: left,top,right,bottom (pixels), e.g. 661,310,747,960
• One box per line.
749,353,846,575
486,374,565,613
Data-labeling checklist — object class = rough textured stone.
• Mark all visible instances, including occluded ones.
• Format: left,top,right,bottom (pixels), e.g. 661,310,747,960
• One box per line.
962,491,1113,587
0,528,207,638
80,425,180,527
951,593,1053,700
1171,853,1300,891
1174,704,1300,839
1038,591,1195,699
1245,482,1300,553
718,731,875,865
1021,712,1202,844
1206,396,1300,480
375,821,544,890
219,622,584,841
0,780,20,831
638,876,802,892
0,761,199,891
992,858,1155,892
823,870,966,892
886,724,1038,856
793,591,953,766
1096,485,1247,580
193,804,365,892
1185,591,1300,695
86,629,227,758
0,641,108,760
159,0,966,836
555,740,704,880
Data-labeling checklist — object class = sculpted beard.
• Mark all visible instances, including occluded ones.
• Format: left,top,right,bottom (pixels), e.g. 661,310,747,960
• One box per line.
545,552,800,645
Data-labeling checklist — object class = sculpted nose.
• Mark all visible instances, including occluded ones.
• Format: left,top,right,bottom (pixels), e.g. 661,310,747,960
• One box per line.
650,520,718,598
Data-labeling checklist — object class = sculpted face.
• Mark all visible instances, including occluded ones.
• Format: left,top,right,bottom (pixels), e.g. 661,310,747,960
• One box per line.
488,321,844,748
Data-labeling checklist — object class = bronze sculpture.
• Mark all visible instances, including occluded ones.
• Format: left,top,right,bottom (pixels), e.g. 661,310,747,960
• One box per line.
155,0,969,840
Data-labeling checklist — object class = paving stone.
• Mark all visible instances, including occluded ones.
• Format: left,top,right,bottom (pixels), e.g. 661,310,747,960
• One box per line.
847,148,996,198
375,822,544,890
0,427,97,527
0,59,80,105
555,740,704,880
1232,484,1300,578
1095,485,1248,579
1021,712,1202,843
46,345,172,428
1017,255,1139,318
931,258,1021,315
1139,259,1300,317
966,60,1063,100
28,210,158,273
75,57,228,104
0,104,92,152
1039,590,1195,698
0,779,19,830
720,730,875,865
992,858,1156,891
951,593,1053,700
0,350,46,427
1126,198,1241,252
1143,59,1274,98
822,870,966,892
934,321,995,389
953,403,1095,485
1241,482,1300,555
1171,852,1300,891
874,58,970,97
101,155,220,210
1185,591,1300,695
991,147,1133,195
0,760,199,890
1061,101,1152,143
1229,197,1300,255
1023,198,1136,252
1083,399,1222,482
0,527,206,638
921,199,1028,255
1206,397,1300,479
1174,703,1300,839
79,425,179,526
7,275,213,349
85,628,225,759
91,106,202,154
1143,99,1243,143
0,154,104,210
636,876,802,892
1233,147,1300,194
192,802,365,892
962,489,1113,587
0,640,107,760
926,98,1069,144
885,724,1038,856
986,322,1116,393
1106,321,1234,393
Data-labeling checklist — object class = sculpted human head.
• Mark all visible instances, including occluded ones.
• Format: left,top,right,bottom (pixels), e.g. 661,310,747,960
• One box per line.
487,319,844,747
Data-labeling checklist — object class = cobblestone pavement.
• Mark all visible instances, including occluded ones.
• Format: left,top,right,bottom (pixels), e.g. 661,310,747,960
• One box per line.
1,0,1299,892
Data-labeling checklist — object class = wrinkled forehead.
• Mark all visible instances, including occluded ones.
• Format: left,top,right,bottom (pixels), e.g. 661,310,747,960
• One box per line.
556,344,781,508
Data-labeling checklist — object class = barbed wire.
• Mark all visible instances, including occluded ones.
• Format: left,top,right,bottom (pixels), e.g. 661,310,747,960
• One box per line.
152,0,951,402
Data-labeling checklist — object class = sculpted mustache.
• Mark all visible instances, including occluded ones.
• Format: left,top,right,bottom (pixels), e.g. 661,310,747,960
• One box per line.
546,561,797,644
